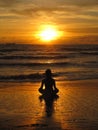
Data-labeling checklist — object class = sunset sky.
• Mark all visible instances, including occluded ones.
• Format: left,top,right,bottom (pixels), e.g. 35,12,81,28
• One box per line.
0,0,98,44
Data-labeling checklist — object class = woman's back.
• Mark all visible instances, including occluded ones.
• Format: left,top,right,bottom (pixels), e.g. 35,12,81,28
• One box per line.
39,69,59,95
43,78,55,91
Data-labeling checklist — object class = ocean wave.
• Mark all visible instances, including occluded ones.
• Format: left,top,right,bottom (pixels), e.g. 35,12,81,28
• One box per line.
0,71,98,82
0,62,70,67
80,52,98,55
0,61,98,68
0,73,42,82
0,44,98,82
0,55,68,60
0,52,98,61
0,43,29,52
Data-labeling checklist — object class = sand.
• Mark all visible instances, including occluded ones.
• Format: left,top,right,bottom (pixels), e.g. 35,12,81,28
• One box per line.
0,80,98,130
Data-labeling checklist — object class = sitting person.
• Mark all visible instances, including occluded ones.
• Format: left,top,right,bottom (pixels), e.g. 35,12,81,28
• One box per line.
39,69,59,96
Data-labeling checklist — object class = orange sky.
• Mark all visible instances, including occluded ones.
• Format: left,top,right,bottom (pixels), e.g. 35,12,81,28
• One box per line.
0,0,98,44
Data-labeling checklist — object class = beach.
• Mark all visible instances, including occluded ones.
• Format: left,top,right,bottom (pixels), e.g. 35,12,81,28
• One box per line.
0,0,98,128
0,80,98,130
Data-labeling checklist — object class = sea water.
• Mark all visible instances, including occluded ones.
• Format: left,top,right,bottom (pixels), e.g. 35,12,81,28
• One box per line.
0,43,98,130
0,43,98,82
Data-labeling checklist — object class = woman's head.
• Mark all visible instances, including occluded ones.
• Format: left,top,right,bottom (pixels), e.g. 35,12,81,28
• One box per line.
45,69,52,78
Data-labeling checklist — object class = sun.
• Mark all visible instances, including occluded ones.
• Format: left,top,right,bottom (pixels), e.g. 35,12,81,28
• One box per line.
39,28,58,41
35,25,62,42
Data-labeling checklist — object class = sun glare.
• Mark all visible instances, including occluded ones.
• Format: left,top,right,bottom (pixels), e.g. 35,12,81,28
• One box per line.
40,28,58,41
35,25,62,42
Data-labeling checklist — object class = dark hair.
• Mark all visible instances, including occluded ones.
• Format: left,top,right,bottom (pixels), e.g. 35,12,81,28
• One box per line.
45,69,52,78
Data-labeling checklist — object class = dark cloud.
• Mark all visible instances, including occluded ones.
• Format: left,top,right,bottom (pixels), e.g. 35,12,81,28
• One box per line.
0,0,98,17
0,0,98,33
0,0,20,7
56,0,98,7
10,7,59,16
8,4,98,22
0,0,98,9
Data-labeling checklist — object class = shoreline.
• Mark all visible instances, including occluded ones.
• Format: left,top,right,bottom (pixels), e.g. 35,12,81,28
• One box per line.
0,79,98,88
0,79,98,130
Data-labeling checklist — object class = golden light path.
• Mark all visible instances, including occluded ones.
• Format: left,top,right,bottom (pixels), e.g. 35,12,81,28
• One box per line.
35,24,62,42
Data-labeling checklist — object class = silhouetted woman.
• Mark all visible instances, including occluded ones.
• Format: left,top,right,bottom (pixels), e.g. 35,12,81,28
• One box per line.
39,69,59,97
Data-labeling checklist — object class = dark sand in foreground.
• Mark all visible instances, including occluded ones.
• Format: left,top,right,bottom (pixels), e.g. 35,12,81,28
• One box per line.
0,80,98,130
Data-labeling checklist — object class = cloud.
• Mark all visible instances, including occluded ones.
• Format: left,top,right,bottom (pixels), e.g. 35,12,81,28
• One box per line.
0,0,98,31
10,6,98,26
0,0,98,19
55,0,98,7
0,0,20,7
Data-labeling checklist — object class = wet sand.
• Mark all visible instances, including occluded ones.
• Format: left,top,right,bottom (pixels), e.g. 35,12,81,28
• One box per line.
0,80,98,130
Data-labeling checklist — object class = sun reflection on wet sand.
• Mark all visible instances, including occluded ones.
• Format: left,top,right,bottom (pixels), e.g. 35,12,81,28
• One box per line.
0,81,98,130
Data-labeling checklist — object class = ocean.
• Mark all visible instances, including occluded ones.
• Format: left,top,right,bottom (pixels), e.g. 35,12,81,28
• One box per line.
0,43,98,130
0,43,98,82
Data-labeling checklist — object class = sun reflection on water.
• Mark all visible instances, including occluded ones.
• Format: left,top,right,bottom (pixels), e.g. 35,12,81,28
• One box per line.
0,81,98,130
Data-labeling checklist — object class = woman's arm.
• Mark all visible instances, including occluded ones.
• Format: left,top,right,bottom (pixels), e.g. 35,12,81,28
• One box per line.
53,79,59,93
53,79,57,89
38,80,44,94
40,80,44,89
